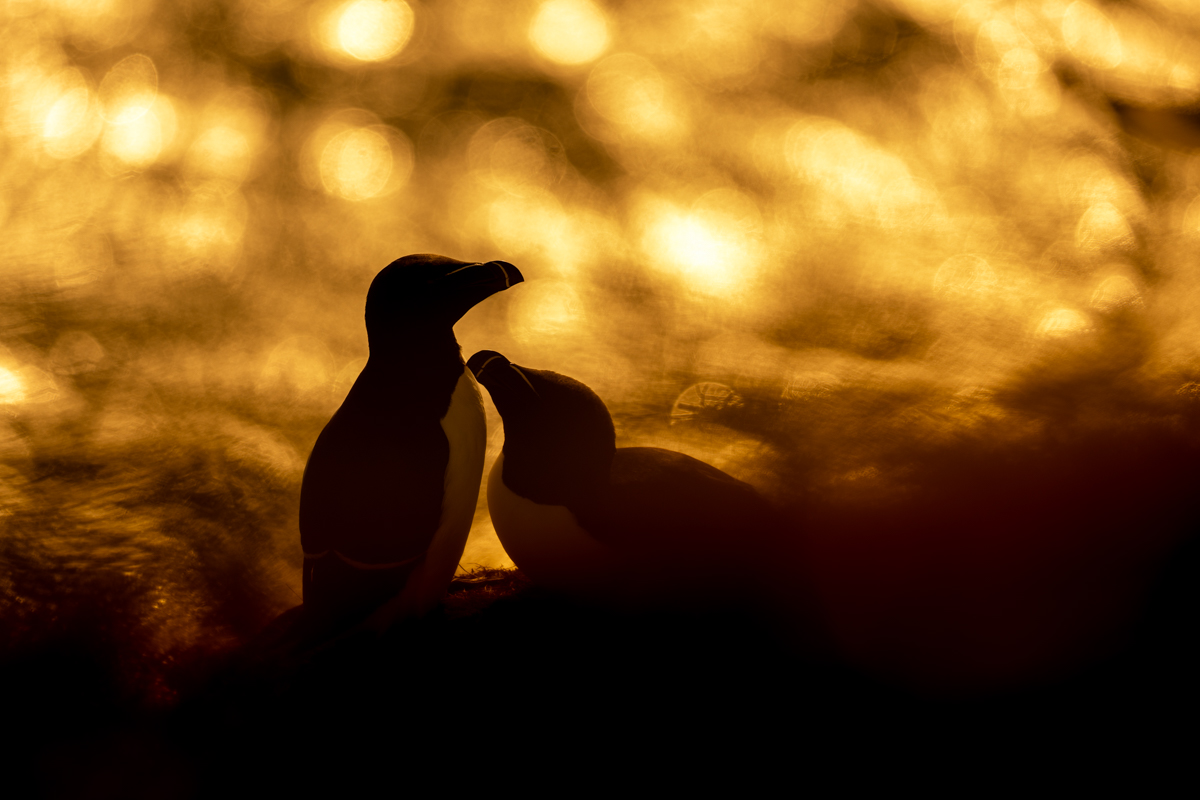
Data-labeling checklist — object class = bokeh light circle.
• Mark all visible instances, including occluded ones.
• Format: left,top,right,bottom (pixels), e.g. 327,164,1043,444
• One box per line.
335,0,415,62
529,0,610,65
98,54,157,124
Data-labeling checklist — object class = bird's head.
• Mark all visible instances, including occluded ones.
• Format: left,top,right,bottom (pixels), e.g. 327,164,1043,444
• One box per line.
468,350,615,507
365,254,522,346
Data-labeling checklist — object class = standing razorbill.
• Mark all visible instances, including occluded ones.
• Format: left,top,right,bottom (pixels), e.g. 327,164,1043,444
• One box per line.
299,255,522,630
467,350,782,609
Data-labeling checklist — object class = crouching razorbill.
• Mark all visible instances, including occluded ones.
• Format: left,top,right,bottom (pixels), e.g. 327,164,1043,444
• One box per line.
467,350,782,609
299,255,522,630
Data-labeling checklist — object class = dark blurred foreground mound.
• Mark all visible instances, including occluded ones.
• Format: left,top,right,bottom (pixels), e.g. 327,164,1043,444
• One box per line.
10,539,1199,797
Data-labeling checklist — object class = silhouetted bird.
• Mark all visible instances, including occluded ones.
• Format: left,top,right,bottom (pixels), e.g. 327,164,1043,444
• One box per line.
299,255,522,630
468,350,783,609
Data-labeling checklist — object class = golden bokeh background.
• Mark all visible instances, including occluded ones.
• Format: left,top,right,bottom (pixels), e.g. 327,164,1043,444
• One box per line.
3,0,1200,699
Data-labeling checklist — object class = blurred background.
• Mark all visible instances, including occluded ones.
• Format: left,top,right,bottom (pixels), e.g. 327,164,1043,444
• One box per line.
2,0,1200,703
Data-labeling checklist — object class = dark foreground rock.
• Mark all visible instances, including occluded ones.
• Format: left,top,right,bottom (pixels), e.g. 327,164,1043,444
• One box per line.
8,546,1198,797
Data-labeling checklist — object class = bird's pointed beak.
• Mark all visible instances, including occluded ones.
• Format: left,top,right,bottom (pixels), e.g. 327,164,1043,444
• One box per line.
487,261,523,288
468,350,509,380
444,260,523,323
468,350,539,406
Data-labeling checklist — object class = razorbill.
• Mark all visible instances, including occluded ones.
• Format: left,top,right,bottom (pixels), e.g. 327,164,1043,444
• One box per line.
467,350,781,608
299,255,522,629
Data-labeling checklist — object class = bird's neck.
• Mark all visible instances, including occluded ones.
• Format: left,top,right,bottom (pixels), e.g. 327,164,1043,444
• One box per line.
367,326,462,370
353,328,465,411
501,443,613,520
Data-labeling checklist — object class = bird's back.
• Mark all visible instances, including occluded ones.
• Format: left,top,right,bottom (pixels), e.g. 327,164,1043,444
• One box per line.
583,446,782,563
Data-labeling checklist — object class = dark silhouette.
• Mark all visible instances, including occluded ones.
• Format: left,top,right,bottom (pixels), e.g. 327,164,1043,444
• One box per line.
299,255,522,632
468,350,785,609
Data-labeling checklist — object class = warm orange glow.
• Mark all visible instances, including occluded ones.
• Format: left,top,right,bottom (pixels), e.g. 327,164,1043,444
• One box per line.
671,383,742,424
97,54,157,124
101,95,177,171
507,280,585,345
1075,201,1135,253
786,118,916,227
1036,307,1092,339
320,127,393,200
586,53,685,141
5,0,1200,713
315,122,414,201
470,118,565,196
260,337,335,396
1184,195,1200,236
0,367,27,405
1063,1,1123,70
170,186,249,276
933,255,997,298
529,0,610,65
318,0,415,62
639,189,762,297
39,69,102,159
1090,275,1143,313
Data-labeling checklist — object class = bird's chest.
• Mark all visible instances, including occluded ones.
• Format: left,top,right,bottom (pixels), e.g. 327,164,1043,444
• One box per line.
487,453,621,597
437,369,487,527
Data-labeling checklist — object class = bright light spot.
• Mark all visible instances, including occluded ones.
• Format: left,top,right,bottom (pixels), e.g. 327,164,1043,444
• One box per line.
9,367,60,405
319,127,393,200
642,190,762,296
98,54,157,124
1075,201,1134,252
40,70,102,159
0,368,27,405
786,118,914,223
1036,307,1092,339
102,96,176,169
185,126,253,184
1063,1,1123,70
44,86,92,140
529,0,610,65
1090,275,1143,312
507,280,584,344
656,214,726,283
334,0,414,62
933,254,997,296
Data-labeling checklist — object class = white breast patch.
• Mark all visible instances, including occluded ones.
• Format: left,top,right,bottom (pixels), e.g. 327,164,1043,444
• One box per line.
487,453,621,600
369,367,486,626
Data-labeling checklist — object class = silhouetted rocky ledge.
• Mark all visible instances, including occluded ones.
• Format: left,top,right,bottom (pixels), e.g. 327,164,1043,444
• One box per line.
177,538,1197,790
10,539,1198,796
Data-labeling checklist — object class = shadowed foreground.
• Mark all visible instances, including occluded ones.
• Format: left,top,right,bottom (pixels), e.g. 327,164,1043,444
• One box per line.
11,547,1198,796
